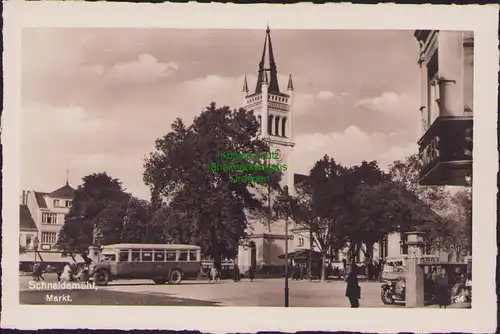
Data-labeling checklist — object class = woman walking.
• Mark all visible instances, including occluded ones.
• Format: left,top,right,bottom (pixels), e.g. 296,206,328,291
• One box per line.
345,264,361,308
60,262,72,282
435,267,450,308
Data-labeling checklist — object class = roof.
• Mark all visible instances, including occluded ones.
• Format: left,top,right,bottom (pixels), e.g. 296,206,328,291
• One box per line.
19,205,37,231
34,192,48,208
49,182,75,199
254,27,281,94
293,173,309,186
278,249,322,259
19,251,85,263
102,243,201,250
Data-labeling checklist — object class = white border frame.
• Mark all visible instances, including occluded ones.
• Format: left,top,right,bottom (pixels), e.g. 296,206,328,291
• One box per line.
2,3,498,332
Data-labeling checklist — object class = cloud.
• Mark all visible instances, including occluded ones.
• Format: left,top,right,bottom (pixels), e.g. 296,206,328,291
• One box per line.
316,91,336,102
354,91,416,115
291,125,417,175
105,54,179,84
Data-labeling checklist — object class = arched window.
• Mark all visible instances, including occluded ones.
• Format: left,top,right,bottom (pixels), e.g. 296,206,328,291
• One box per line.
268,115,274,135
281,117,287,138
275,116,281,137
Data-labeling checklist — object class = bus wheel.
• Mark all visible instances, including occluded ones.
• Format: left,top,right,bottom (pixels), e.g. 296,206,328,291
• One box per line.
169,269,182,284
152,278,167,284
94,270,109,286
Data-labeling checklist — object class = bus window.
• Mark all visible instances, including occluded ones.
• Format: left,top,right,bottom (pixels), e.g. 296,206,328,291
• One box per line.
178,251,188,261
166,251,176,261
131,251,141,262
142,250,153,262
102,254,116,262
154,250,165,262
189,250,198,261
119,251,130,262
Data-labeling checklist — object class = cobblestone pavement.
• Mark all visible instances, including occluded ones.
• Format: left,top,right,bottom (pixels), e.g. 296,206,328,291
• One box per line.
19,274,470,308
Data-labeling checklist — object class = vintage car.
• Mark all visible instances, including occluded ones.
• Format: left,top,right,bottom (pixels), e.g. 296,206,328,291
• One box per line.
380,257,470,305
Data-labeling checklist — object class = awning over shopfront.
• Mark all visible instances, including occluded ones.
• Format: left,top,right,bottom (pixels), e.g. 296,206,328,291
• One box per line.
278,249,322,260
19,251,85,263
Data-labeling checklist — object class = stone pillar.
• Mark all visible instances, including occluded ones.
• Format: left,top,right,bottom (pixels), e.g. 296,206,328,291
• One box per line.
88,245,100,263
437,32,464,117
405,232,425,307
418,56,428,135
261,81,269,137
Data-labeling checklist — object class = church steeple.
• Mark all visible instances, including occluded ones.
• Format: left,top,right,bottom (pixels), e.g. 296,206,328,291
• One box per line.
242,75,249,93
255,26,280,94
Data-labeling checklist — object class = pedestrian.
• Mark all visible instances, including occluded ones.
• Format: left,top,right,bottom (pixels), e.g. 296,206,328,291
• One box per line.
299,264,305,280
345,264,361,308
36,263,45,281
60,262,72,282
248,265,255,282
233,265,240,282
435,267,450,308
209,266,219,283
32,263,39,281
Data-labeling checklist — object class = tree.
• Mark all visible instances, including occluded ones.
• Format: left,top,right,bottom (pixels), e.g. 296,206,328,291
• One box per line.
56,173,130,257
337,161,390,263
143,102,280,270
121,197,162,243
289,155,348,281
388,154,450,252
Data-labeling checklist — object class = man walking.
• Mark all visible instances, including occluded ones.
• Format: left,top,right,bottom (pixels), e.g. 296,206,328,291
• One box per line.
345,264,361,308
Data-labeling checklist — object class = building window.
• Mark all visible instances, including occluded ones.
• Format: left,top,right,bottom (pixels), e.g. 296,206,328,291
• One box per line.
41,232,57,245
53,199,61,207
65,200,72,207
298,237,304,247
42,212,58,224
26,235,32,247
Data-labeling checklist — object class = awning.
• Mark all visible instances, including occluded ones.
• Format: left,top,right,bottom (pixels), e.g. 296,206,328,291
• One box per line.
278,249,323,260
19,251,85,263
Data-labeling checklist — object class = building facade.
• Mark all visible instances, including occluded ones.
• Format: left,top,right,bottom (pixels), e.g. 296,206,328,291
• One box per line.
19,182,83,263
414,30,473,186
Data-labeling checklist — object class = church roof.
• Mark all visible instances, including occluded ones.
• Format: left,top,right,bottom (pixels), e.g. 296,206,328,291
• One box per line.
49,182,76,199
255,26,281,94
20,205,38,231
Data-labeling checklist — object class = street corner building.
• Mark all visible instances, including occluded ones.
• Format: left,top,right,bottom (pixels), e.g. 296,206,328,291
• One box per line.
19,181,85,270
414,30,473,186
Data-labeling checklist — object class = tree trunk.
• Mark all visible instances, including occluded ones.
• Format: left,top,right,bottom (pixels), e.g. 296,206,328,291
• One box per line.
321,253,327,281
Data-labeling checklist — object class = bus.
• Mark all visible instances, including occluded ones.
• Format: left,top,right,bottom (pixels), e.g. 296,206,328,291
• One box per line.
91,243,201,286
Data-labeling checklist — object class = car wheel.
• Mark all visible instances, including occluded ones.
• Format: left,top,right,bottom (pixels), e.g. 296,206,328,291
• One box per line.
93,270,109,286
169,269,182,284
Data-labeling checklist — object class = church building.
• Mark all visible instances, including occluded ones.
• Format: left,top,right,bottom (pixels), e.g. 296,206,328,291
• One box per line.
236,27,315,273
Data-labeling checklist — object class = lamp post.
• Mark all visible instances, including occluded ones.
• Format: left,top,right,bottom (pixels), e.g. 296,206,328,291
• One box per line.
33,236,39,263
282,185,290,307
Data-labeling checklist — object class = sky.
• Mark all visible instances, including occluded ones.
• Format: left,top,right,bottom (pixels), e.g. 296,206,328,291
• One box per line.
21,28,422,200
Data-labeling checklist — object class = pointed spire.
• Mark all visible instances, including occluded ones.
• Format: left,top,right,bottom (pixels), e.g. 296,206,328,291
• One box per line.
65,169,69,186
263,70,268,84
287,74,294,91
242,75,249,92
255,26,280,94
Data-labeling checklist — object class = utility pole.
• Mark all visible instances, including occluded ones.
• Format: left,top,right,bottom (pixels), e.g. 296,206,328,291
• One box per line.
282,185,290,307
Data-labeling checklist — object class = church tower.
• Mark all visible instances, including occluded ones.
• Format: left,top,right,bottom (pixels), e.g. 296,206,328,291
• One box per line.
237,27,296,273
242,26,296,196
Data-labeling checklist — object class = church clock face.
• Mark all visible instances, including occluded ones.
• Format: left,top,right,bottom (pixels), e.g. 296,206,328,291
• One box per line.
273,147,284,163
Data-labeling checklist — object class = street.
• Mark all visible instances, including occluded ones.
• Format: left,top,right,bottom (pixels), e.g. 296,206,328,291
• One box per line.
20,273,389,307
19,274,470,308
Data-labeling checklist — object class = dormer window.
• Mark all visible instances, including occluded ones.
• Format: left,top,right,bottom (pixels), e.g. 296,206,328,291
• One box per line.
65,200,72,207
53,199,61,207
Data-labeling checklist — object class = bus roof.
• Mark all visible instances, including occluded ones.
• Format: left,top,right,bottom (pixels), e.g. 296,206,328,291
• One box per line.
102,243,201,250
